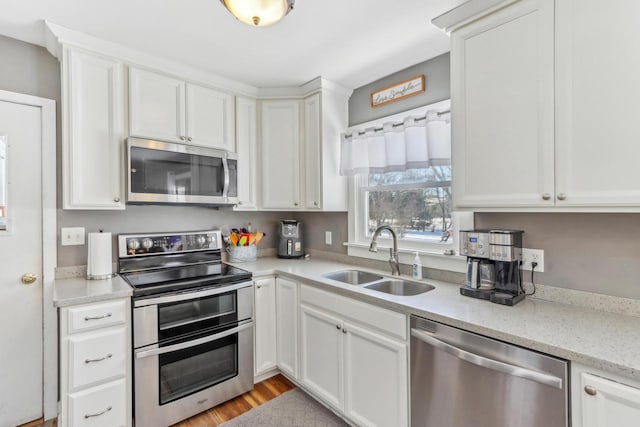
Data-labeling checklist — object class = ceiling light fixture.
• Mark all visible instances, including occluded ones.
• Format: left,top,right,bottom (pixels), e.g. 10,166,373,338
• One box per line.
220,0,295,27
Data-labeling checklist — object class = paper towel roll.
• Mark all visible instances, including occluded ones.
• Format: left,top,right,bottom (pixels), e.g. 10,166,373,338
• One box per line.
87,231,114,280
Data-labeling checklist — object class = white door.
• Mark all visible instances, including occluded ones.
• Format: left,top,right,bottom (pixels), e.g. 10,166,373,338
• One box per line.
186,84,234,151
275,277,298,379
254,278,277,375
260,100,301,209
0,100,44,425
299,303,343,411
129,68,186,143
343,321,408,427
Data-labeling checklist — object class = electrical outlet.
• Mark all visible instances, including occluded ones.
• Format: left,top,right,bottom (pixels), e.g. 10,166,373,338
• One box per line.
325,231,332,245
61,227,85,246
522,248,544,272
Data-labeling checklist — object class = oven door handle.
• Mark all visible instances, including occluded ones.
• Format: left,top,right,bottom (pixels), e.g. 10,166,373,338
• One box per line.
135,320,253,359
134,280,253,307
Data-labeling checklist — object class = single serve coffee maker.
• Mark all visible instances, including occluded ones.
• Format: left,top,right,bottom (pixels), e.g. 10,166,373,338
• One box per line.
460,229,525,306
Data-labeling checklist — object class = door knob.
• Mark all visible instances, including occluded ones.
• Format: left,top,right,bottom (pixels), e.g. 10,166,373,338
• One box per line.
21,273,37,285
557,193,567,201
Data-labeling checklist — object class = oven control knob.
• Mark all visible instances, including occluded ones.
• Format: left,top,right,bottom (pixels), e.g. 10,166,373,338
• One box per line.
141,238,154,250
196,235,206,246
127,239,140,251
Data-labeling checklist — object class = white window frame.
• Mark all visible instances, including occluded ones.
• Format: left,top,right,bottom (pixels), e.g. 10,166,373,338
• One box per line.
345,100,471,273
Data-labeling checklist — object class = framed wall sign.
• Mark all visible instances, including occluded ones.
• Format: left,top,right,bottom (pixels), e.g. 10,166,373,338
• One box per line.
370,75,425,108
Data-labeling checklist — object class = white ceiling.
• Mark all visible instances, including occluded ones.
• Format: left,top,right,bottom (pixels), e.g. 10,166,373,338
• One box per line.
0,0,464,89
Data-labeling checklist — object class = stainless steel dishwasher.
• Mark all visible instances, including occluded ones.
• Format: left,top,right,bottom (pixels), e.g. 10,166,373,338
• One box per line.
410,316,569,427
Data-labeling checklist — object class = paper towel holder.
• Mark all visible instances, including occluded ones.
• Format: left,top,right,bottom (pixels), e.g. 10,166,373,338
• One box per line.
87,229,116,280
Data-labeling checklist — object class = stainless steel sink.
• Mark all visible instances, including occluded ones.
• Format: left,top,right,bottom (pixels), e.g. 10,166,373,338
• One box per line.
364,279,435,296
322,270,384,285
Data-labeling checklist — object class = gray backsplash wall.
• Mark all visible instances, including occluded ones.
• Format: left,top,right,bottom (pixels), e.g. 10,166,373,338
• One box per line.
475,213,640,299
348,53,450,126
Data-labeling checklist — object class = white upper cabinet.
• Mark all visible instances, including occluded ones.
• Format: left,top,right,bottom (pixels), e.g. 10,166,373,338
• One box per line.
186,84,234,151
260,100,301,209
304,94,322,210
555,0,640,207
235,97,258,210
450,0,555,208
129,68,234,150
63,47,126,209
129,68,185,143
442,0,640,210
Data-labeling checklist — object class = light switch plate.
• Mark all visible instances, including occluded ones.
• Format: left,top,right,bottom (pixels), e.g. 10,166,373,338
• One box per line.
61,227,85,246
325,231,332,245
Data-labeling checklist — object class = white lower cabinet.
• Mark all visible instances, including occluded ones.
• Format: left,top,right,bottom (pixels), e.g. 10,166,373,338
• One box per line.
572,363,640,427
299,285,408,427
254,277,277,376
59,298,132,427
275,278,298,379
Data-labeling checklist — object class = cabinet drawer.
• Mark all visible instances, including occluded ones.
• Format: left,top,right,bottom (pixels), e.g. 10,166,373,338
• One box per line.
300,285,407,341
68,300,127,333
69,327,127,390
68,378,127,427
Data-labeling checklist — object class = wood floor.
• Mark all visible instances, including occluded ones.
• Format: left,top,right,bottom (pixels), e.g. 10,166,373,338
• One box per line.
19,374,295,427
173,374,296,426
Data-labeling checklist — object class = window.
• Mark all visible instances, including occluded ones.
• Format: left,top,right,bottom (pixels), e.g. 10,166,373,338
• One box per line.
345,100,472,268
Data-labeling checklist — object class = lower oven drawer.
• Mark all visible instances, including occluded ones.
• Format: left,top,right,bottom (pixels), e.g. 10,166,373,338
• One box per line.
69,327,127,390
68,378,127,427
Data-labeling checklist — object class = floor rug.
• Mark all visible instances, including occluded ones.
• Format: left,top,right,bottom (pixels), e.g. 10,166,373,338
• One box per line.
220,388,349,427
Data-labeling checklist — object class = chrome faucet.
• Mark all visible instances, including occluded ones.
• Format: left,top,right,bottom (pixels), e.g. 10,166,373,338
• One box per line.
369,225,401,276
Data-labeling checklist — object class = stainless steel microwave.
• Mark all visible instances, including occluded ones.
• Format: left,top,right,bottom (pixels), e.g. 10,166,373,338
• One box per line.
126,137,238,206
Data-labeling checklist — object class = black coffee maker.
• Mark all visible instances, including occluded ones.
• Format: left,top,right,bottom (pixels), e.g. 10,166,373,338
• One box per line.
489,230,525,306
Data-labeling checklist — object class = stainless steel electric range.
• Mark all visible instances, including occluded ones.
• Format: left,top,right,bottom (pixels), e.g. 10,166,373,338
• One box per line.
118,230,253,427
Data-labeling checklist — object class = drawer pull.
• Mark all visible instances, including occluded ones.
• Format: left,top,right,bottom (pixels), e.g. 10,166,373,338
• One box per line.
84,313,112,321
85,353,113,364
84,406,112,419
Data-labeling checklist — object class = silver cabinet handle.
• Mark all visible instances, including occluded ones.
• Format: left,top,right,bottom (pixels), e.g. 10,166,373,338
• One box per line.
342,328,347,334
85,406,112,419
336,324,341,330
180,136,186,141
187,137,193,141
411,328,563,389
85,313,112,321
113,197,121,203
584,385,597,396
85,353,113,364
294,202,299,207
542,193,551,200
256,284,262,289
557,193,567,200
314,201,318,206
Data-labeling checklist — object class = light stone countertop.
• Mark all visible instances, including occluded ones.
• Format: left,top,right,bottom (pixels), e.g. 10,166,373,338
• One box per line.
53,275,132,307
229,256,640,382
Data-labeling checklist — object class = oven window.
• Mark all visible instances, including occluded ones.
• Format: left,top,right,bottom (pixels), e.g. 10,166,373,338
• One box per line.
159,333,238,405
130,146,225,197
158,291,237,341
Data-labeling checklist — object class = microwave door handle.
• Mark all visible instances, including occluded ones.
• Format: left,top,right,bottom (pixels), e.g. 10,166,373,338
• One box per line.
222,156,230,198
410,328,563,390
135,320,253,359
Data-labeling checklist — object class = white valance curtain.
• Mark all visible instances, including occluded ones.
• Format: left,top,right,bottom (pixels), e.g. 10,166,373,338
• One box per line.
339,110,451,176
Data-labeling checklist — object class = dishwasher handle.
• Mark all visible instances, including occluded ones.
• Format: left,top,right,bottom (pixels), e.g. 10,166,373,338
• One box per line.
411,328,563,390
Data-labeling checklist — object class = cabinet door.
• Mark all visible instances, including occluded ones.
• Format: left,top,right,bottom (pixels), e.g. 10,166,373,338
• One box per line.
261,100,301,209
186,84,234,151
451,0,554,208
275,278,298,379
304,93,322,209
235,97,258,210
343,321,408,427
129,68,185,143
300,303,343,411
581,373,640,427
556,0,640,207
64,48,125,209
254,278,277,375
